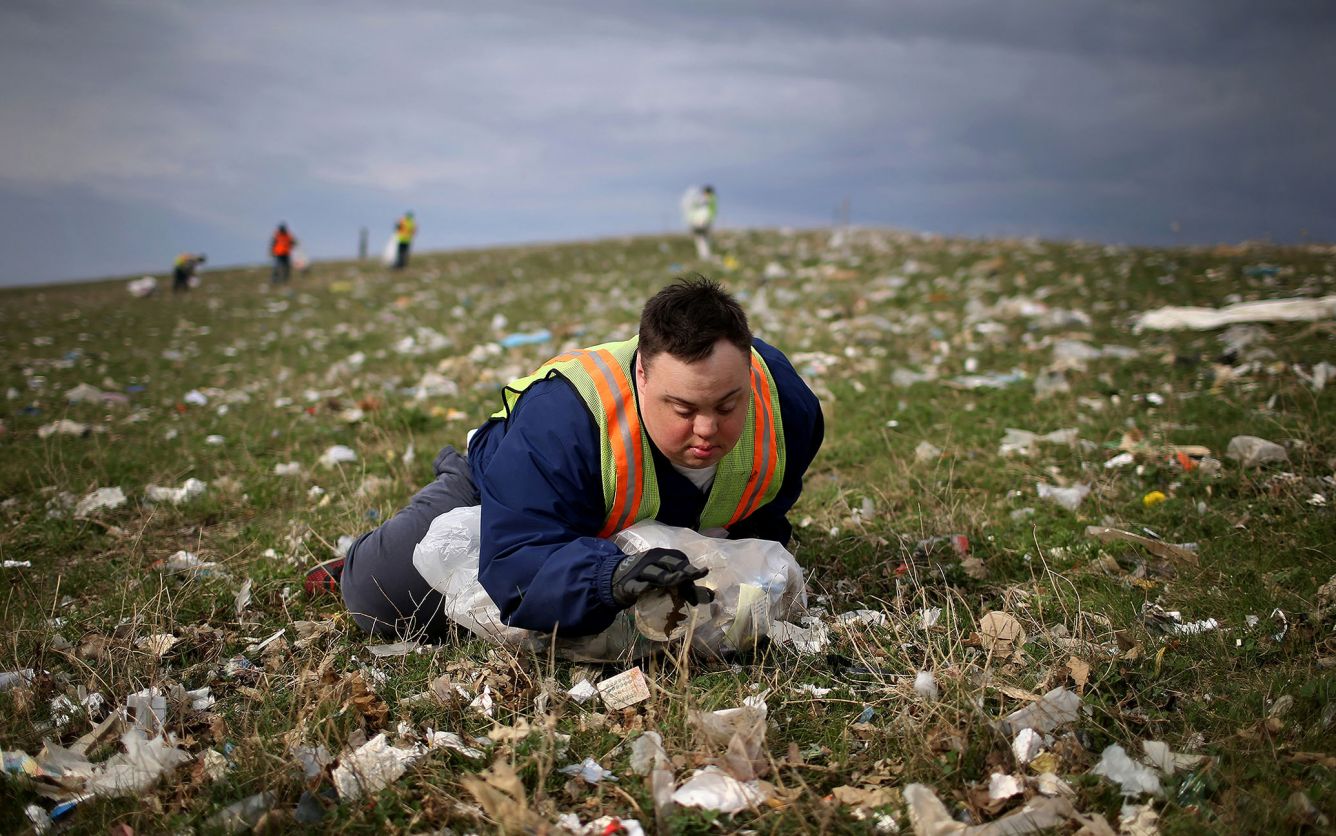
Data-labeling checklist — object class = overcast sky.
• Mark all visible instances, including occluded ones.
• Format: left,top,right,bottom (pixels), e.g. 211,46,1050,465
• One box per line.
1,1,1332,286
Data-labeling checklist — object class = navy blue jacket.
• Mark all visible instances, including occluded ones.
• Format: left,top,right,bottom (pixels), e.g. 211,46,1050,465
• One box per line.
468,339,823,636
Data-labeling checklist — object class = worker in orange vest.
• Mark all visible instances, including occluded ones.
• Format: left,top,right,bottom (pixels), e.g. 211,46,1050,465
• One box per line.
270,223,297,284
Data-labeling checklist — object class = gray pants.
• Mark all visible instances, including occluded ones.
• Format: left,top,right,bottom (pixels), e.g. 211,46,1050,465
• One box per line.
342,446,479,640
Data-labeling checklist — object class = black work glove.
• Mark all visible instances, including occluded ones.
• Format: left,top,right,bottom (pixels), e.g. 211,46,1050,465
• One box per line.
611,547,715,607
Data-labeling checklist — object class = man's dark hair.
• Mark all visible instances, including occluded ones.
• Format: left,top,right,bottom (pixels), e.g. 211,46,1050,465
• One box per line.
639,275,752,364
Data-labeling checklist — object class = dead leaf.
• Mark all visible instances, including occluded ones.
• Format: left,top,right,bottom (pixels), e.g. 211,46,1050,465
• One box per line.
460,759,537,834
1067,657,1091,693
979,611,1027,658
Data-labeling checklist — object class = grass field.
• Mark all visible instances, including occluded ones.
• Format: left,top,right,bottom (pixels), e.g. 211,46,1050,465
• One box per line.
0,229,1333,834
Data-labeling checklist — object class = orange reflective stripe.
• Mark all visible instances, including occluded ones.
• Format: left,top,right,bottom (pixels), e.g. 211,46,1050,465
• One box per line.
596,348,645,534
571,350,643,537
730,356,778,526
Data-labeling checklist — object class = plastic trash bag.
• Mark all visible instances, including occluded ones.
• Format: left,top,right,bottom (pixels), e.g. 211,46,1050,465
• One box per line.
291,247,310,272
612,519,807,654
411,506,647,662
127,277,157,298
411,509,807,660
680,187,712,229
381,235,398,266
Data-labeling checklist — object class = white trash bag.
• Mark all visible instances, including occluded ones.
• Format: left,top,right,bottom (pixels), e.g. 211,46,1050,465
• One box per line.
680,187,712,229
381,234,398,266
411,506,647,662
412,509,807,661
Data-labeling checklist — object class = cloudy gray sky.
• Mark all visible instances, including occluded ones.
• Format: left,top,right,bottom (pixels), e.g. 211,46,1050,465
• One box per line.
1,1,1332,286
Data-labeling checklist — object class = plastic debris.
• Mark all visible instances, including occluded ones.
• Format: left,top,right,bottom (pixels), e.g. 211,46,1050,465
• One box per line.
1002,687,1081,735
1142,490,1167,507
205,791,277,834
629,731,669,776
38,419,91,438
366,641,419,658
498,330,552,349
273,462,302,476
836,609,888,628
903,782,1096,835
1119,803,1160,835
331,733,419,800
1092,744,1162,797
64,383,103,403
127,276,157,297
1036,482,1091,512
159,550,222,576
1085,526,1199,565
1133,294,1336,332
183,390,208,406
1225,435,1289,467
688,695,768,777
145,478,207,505
74,487,126,517
1104,451,1135,469
1294,361,1336,392
318,445,358,467
559,757,617,784
770,617,831,655
1141,740,1203,775
914,671,939,701
988,772,1024,801
948,370,1026,390
557,814,646,836
672,766,768,814
0,669,35,690
1012,728,1043,764
1000,427,1078,457
567,679,597,703
914,441,943,463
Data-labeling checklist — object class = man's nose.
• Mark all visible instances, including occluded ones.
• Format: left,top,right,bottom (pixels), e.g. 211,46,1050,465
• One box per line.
694,414,717,438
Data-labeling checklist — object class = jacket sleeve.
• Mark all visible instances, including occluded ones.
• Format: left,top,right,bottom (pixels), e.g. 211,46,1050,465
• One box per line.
727,340,824,544
474,378,628,636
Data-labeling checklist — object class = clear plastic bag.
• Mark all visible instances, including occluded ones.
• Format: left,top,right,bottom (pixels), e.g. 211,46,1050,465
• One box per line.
412,506,649,662
613,519,808,655
412,510,808,660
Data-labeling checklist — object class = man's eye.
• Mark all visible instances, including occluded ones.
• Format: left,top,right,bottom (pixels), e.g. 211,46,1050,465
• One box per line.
717,402,738,415
674,408,693,418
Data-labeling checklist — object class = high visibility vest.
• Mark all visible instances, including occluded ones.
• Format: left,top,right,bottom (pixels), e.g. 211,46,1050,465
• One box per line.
491,337,786,538
272,232,293,256
397,217,416,243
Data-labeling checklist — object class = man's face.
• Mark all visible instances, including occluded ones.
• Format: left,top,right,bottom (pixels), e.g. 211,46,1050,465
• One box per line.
637,339,750,469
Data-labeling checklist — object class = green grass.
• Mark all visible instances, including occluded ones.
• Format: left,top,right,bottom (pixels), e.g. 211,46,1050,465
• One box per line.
0,230,1333,833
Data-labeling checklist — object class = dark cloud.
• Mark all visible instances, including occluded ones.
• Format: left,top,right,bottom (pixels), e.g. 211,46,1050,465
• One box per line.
0,1,1331,285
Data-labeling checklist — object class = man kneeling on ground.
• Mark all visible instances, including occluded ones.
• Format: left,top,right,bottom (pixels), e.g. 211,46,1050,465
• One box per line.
307,276,824,641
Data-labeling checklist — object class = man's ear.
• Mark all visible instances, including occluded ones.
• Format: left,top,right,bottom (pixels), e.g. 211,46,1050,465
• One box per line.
636,355,649,386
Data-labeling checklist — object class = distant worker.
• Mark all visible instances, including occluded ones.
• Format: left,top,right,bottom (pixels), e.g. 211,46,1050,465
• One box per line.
394,211,417,269
171,252,206,294
682,185,717,261
270,223,297,284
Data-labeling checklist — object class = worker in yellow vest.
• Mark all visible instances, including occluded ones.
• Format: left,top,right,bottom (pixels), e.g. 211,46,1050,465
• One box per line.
393,211,416,269
311,277,824,640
